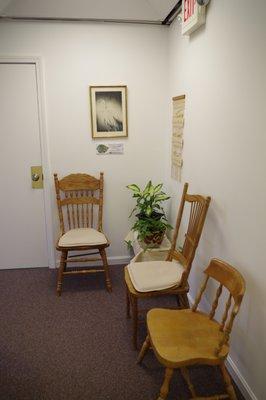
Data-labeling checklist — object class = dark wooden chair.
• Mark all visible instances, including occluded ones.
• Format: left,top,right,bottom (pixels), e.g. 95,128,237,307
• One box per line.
125,183,211,348
54,172,112,296
137,258,246,400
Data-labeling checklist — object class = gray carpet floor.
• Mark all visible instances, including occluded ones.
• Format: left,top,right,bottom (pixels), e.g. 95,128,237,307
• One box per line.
0,265,245,400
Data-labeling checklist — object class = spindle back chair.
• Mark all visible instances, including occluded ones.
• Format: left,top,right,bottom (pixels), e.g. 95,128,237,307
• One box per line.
54,172,112,296
125,183,211,348
166,183,212,287
137,258,246,400
54,173,103,233
192,258,245,357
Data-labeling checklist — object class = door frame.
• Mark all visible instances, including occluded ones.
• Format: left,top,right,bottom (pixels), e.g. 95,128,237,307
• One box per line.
0,56,55,268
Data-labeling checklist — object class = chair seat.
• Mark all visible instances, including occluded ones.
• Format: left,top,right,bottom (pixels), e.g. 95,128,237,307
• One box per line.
58,228,108,247
147,308,229,368
127,260,184,292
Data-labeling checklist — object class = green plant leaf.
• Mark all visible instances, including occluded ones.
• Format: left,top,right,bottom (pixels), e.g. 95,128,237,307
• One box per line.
125,240,133,250
146,205,152,216
128,206,137,218
154,183,163,193
149,186,155,196
143,180,152,195
127,180,171,224
126,184,141,193
155,194,170,201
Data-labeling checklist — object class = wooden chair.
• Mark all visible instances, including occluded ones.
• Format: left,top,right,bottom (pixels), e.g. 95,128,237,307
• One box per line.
137,258,246,400
54,172,112,296
125,183,211,348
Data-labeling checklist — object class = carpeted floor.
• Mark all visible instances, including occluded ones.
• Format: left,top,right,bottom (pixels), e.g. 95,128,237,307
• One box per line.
0,265,245,400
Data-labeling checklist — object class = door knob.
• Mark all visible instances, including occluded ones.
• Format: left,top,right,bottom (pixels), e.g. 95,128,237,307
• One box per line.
31,166,43,189
32,173,40,182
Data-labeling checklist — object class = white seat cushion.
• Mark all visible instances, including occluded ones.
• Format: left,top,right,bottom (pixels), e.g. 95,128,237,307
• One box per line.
58,228,107,247
127,260,184,292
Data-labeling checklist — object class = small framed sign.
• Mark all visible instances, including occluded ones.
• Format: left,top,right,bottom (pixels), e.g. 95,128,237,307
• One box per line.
89,85,128,139
96,143,124,155
182,0,206,35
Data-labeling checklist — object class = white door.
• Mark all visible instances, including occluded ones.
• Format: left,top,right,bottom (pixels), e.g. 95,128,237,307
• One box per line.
0,63,48,268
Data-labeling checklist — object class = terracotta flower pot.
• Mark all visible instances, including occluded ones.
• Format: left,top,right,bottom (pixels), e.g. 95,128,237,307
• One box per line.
143,229,165,247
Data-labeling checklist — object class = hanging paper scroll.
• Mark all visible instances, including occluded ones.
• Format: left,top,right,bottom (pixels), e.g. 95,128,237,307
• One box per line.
171,95,185,181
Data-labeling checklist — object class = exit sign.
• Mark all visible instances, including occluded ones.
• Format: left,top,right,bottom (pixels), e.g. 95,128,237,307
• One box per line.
182,0,206,35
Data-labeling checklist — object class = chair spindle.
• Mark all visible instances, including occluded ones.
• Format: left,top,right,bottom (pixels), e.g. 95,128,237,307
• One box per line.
220,293,232,331
209,283,223,320
89,191,93,228
192,275,209,312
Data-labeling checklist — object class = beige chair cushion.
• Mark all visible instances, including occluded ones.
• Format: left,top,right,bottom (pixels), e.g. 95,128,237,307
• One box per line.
58,228,107,247
127,260,184,292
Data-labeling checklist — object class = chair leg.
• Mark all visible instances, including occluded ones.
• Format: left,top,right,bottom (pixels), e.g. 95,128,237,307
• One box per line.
176,295,181,308
99,248,112,292
132,296,139,350
180,367,197,398
157,368,174,400
57,249,67,297
178,293,190,309
220,363,237,400
126,286,131,319
137,335,150,364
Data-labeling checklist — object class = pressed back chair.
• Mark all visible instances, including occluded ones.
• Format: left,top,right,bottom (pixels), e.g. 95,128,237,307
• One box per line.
54,172,112,296
137,258,246,400
125,183,211,348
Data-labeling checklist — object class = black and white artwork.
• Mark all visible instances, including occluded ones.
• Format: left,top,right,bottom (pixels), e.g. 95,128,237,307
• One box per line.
90,86,128,138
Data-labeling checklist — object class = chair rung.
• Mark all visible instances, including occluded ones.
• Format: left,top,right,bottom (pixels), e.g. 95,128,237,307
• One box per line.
68,251,99,258
191,395,229,400
66,257,102,263
63,269,105,275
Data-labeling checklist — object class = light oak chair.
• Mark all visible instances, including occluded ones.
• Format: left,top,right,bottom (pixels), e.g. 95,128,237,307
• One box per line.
137,258,246,400
125,183,211,348
54,172,112,296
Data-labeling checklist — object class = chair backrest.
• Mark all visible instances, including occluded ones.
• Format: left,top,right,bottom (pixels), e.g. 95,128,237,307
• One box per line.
192,258,246,356
54,172,104,234
167,183,211,284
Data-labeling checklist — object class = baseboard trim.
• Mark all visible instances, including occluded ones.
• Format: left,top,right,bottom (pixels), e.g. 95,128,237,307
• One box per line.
0,264,49,270
226,356,257,400
107,255,131,265
187,294,257,400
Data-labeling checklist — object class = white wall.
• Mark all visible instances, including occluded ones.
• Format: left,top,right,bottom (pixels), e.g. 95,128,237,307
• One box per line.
0,21,169,260
166,1,266,399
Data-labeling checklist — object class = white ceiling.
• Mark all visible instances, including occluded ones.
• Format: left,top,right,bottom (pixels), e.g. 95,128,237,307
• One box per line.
0,0,11,13
0,0,179,23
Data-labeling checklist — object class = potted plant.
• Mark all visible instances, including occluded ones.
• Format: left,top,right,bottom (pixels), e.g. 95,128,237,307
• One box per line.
126,180,172,247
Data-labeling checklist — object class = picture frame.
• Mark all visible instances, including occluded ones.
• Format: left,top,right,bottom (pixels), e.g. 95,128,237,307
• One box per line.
89,85,128,138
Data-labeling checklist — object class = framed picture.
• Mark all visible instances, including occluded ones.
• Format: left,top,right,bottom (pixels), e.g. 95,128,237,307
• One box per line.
89,85,128,138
